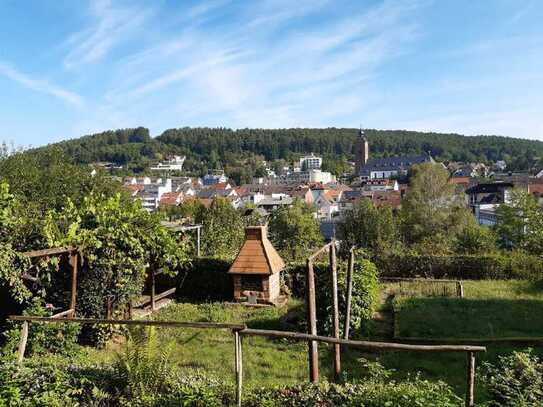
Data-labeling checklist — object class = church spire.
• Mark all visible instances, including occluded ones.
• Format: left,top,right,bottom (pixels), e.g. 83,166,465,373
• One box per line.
355,126,369,175
359,125,367,141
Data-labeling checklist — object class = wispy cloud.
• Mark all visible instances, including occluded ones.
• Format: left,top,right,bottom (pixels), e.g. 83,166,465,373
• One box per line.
96,0,422,132
63,0,152,69
185,0,231,20
0,62,84,107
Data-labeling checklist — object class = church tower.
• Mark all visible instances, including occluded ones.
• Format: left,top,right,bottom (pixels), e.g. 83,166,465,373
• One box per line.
355,127,369,175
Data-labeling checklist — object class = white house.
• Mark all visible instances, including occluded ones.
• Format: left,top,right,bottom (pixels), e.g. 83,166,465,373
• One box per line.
150,155,185,172
313,193,339,220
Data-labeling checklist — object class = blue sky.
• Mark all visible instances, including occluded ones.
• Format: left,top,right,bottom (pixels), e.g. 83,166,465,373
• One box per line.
0,0,542,147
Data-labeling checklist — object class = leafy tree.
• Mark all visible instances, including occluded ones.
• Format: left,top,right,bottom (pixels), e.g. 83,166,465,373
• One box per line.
268,199,323,262
0,148,120,212
400,163,472,250
0,182,33,303
454,223,497,254
496,189,543,254
194,197,245,260
339,199,399,254
25,126,543,174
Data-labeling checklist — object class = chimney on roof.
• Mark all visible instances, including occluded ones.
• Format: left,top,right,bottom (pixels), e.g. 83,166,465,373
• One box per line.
245,225,267,240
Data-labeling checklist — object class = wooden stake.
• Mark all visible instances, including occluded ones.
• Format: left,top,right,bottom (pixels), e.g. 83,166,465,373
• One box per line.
196,226,201,257
306,259,319,382
330,241,341,377
16,321,29,365
458,281,464,298
234,330,243,407
466,351,476,407
344,248,355,340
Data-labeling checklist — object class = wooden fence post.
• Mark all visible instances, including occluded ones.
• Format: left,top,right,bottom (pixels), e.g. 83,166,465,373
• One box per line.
466,351,476,407
16,321,29,365
234,330,243,407
344,248,355,340
196,226,201,257
330,241,341,378
306,259,319,382
457,281,464,298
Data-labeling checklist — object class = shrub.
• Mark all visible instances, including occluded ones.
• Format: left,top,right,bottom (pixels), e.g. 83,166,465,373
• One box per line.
0,353,461,407
2,297,81,358
177,257,233,301
284,257,380,337
115,327,231,406
245,378,460,407
0,354,104,407
481,349,543,406
375,251,543,281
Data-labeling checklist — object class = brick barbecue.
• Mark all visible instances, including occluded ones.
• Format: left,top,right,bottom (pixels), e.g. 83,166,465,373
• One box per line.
228,226,285,304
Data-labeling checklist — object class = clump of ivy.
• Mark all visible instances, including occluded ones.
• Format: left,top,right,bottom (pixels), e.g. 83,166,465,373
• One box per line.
44,193,191,343
0,182,33,303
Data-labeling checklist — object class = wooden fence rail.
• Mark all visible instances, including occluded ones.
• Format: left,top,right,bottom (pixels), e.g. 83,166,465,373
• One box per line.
9,315,486,407
380,276,464,298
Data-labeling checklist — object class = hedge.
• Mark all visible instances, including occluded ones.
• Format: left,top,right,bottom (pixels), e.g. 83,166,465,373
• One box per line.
176,257,233,301
375,251,543,280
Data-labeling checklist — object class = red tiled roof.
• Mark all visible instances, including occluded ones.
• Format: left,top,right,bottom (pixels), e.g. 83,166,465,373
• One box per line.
449,176,471,185
528,183,543,194
372,191,402,208
124,184,145,195
210,182,231,190
159,192,183,206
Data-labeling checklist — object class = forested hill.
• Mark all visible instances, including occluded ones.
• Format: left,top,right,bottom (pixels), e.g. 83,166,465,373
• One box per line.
35,127,543,172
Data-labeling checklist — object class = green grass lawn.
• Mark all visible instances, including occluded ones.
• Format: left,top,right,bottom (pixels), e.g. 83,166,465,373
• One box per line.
84,280,543,403
393,280,543,339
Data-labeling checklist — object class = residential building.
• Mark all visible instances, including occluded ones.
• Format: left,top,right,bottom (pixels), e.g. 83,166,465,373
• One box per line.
313,192,339,220
363,178,399,192
299,153,322,170
465,182,514,226
285,169,336,184
203,171,228,185
256,195,293,212
159,191,184,206
150,155,185,171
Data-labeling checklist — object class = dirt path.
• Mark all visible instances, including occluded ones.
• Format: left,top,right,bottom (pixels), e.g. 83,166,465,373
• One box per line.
371,289,395,339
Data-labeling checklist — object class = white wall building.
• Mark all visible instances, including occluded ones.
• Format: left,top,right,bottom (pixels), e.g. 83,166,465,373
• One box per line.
299,154,322,170
139,179,172,212
150,156,185,172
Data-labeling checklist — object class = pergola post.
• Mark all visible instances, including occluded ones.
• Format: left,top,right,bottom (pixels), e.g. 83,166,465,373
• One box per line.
69,250,78,316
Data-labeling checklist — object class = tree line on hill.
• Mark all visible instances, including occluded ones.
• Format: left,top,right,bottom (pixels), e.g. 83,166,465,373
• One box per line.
27,126,543,177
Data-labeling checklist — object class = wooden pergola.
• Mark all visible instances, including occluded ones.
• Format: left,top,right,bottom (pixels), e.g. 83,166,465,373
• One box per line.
17,246,79,364
160,221,202,257
21,246,79,318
